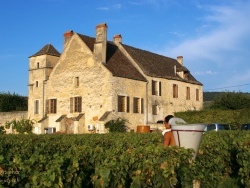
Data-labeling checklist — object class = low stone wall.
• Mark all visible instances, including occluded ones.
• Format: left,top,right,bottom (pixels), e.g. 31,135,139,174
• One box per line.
0,111,28,128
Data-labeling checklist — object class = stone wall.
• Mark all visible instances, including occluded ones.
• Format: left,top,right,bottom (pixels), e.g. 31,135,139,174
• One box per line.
0,111,28,132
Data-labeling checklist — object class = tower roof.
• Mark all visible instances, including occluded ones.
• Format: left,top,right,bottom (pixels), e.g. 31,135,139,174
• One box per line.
29,44,60,57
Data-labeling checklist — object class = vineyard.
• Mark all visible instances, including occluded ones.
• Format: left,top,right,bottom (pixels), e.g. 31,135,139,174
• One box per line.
0,131,249,187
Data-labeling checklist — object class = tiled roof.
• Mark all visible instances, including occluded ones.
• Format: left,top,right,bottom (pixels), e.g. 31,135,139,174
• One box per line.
55,115,66,122
99,111,112,121
29,44,61,57
78,34,147,82
78,33,202,85
122,44,202,85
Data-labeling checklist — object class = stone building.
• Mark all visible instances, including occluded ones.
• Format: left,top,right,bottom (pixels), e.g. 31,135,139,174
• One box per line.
28,23,203,134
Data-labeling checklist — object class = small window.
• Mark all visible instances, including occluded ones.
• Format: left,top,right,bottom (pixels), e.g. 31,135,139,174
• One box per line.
34,100,39,114
133,97,140,113
152,80,162,96
74,77,79,87
35,81,39,87
173,84,178,98
133,97,144,114
46,99,57,114
186,87,190,100
118,95,130,112
37,62,40,69
70,96,82,113
152,105,158,115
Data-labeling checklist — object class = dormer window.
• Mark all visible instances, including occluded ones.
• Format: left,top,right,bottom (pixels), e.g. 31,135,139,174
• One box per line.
184,71,189,80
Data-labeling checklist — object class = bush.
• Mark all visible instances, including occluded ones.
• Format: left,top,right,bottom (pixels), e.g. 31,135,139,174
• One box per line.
5,119,35,134
210,92,250,110
0,126,5,134
104,118,129,132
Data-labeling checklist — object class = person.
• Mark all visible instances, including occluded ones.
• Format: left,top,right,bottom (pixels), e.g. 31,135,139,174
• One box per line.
162,115,176,147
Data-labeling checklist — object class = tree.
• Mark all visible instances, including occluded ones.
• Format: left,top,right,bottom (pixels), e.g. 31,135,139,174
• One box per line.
210,92,250,110
5,119,35,134
0,92,28,112
104,118,129,133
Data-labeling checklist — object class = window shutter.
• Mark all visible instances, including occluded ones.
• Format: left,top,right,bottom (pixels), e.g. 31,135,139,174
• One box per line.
159,81,162,96
152,80,156,95
54,99,57,113
46,99,49,114
79,97,82,112
70,97,73,113
126,96,130,113
141,98,144,114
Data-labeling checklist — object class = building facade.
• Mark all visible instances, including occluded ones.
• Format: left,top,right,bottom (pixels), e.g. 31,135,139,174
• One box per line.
28,23,203,134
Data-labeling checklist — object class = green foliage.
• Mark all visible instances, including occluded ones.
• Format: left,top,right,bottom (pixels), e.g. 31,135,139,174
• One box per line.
175,109,250,130
0,132,249,187
0,126,5,134
5,119,35,134
104,118,129,132
209,91,250,110
195,131,250,187
0,92,27,112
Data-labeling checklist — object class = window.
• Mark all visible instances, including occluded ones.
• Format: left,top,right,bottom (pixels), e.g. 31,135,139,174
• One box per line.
196,89,199,101
133,97,140,113
152,80,161,96
152,105,158,115
186,87,190,100
35,81,39,87
34,100,39,114
37,62,40,69
173,84,178,98
74,77,79,87
133,97,144,114
118,95,130,112
46,99,57,114
70,96,82,113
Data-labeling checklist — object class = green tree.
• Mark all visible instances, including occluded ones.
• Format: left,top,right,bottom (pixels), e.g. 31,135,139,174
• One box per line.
210,92,250,110
5,119,35,134
0,92,28,112
104,118,129,132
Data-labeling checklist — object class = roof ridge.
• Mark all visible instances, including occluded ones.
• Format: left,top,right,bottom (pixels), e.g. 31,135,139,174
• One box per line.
29,44,61,58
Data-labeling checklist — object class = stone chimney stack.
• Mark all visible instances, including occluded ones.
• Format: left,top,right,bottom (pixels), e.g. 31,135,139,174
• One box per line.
177,56,183,65
94,23,108,63
113,34,122,44
63,30,74,49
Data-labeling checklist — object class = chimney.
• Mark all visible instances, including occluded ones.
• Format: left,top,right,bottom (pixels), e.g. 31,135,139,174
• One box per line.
63,30,74,49
177,56,183,65
113,34,122,44
94,23,108,63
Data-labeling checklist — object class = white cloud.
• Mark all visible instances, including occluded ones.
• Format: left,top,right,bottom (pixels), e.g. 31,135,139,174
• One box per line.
162,1,250,64
97,7,109,11
169,32,184,38
194,70,217,76
158,1,250,92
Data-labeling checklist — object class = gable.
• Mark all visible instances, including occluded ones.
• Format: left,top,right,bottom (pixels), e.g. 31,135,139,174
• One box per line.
78,34,147,82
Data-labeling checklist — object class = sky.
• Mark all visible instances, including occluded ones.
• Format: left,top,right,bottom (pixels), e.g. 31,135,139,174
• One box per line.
1,0,250,96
